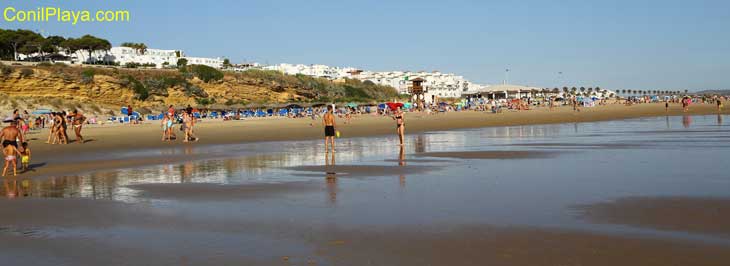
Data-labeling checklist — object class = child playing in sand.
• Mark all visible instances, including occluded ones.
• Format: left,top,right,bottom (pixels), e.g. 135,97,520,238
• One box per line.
2,143,22,176
20,142,30,172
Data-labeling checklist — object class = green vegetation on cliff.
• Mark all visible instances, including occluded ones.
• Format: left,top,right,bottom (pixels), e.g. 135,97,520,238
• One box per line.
0,64,401,108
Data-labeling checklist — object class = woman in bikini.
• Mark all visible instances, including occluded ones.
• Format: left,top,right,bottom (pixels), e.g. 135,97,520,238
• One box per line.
59,111,69,144
46,113,56,144
393,106,405,146
161,113,171,141
71,110,86,144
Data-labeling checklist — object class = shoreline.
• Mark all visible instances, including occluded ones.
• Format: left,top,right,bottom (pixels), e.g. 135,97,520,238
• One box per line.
14,103,730,179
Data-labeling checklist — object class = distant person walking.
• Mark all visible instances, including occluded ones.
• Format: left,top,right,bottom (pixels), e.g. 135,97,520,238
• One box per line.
718,99,723,112
323,105,336,154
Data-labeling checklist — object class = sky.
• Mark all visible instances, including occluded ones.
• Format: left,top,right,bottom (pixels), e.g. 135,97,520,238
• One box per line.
2,0,729,90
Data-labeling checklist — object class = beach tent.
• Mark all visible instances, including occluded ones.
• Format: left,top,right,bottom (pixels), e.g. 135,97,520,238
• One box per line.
403,102,413,109
32,109,52,115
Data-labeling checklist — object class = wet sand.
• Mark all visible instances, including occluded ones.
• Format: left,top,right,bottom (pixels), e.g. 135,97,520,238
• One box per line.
417,150,558,159
313,225,730,266
128,181,320,201
287,164,439,177
21,103,728,178
3,195,729,266
503,142,646,149
575,196,730,236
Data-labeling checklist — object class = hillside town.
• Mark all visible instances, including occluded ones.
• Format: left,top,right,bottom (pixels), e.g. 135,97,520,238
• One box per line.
0,29,624,103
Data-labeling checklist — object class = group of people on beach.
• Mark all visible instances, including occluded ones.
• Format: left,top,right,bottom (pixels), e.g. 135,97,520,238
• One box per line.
45,110,87,145
0,109,88,176
0,119,30,177
322,104,405,157
161,105,198,142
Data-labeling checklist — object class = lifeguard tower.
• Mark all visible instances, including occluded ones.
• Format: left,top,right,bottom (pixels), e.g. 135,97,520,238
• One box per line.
408,77,427,110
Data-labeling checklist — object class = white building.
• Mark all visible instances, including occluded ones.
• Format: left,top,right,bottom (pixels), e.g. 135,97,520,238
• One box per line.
105,47,181,68
183,56,224,69
259,63,489,103
263,64,356,79
352,71,473,103
46,46,224,69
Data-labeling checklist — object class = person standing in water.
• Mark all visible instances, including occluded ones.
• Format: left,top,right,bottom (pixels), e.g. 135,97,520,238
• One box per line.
323,105,336,154
393,106,405,146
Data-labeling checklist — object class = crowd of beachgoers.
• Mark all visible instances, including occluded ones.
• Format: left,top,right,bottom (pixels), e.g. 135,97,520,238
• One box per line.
0,93,726,178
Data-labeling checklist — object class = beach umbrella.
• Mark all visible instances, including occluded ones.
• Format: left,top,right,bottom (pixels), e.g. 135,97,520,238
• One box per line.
285,104,303,109
403,102,413,109
378,103,387,109
346,102,358,108
32,109,52,115
386,102,404,110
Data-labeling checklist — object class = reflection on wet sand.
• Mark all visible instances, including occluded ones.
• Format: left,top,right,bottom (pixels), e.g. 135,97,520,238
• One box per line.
0,115,729,266
326,172,337,205
418,150,558,159
325,152,337,204
398,146,406,188
683,115,692,128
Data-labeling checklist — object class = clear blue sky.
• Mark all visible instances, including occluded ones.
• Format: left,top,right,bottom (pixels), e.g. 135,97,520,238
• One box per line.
3,0,729,90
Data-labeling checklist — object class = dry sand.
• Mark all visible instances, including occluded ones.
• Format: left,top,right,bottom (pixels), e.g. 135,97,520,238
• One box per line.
574,196,730,236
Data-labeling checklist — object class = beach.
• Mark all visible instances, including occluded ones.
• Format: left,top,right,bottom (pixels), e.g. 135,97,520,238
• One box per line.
22,103,729,179
2,104,730,265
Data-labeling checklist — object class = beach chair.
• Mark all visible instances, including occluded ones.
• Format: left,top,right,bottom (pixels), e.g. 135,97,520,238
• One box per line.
211,111,219,118
157,114,164,120
256,110,266,117
123,116,130,123
279,109,288,116
147,115,155,121
194,112,201,119
267,109,274,116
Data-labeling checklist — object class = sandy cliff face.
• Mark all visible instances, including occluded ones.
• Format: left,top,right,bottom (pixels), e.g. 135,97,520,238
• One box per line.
0,67,306,113
0,69,136,106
